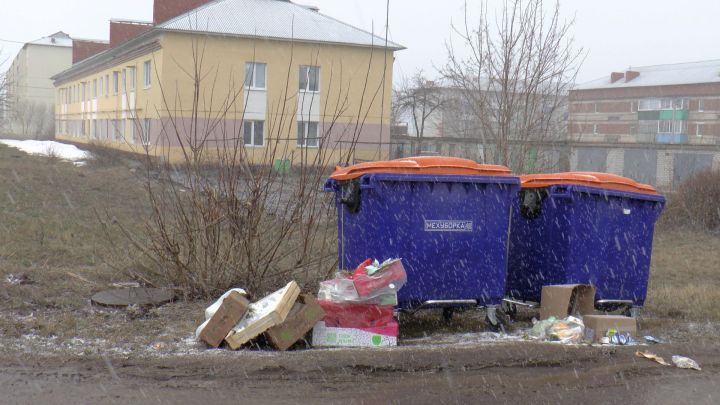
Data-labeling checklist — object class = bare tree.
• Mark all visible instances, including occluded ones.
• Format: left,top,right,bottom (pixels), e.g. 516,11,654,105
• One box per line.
441,0,582,173
12,100,54,139
0,49,10,133
393,71,448,154
104,35,391,299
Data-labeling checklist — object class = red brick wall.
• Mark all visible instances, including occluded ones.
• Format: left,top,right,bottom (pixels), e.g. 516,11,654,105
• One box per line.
570,101,632,114
110,21,152,47
570,83,720,101
72,40,110,64
153,0,214,24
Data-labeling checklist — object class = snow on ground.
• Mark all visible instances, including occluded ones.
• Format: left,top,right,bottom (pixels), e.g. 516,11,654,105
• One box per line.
0,139,91,164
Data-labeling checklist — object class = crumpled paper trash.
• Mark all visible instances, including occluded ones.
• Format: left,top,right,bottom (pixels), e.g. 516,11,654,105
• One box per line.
672,355,702,371
636,351,671,366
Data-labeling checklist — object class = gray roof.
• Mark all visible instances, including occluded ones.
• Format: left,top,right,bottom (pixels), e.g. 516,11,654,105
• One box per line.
575,59,720,90
156,0,404,50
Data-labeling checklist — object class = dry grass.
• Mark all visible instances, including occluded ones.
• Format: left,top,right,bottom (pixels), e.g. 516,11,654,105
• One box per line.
645,225,720,321
1,141,719,349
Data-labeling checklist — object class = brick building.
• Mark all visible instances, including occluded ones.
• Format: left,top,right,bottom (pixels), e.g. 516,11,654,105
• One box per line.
569,60,720,189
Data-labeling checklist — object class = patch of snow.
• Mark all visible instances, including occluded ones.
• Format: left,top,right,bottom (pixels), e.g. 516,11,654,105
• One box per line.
0,139,91,164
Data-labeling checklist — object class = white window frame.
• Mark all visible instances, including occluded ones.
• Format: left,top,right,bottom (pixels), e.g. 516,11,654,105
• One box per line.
592,124,598,134
697,123,703,137
142,119,151,145
698,99,705,112
99,77,103,98
244,62,266,90
143,60,152,89
297,121,319,148
126,66,137,92
243,120,265,147
299,65,320,92
106,74,110,97
638,98,662,111
113,71,119,95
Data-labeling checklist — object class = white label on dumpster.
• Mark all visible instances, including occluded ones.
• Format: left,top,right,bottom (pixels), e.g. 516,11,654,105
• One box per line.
424,220,473,232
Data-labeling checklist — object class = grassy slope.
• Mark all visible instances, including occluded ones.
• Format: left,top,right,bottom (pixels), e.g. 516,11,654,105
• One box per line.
0,142,718,346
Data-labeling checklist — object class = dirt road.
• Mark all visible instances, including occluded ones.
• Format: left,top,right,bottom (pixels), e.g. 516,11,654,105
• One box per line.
2,342,718,404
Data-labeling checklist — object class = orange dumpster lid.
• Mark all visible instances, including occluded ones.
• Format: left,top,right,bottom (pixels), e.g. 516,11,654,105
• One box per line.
520,172,658,195
330,156,512,181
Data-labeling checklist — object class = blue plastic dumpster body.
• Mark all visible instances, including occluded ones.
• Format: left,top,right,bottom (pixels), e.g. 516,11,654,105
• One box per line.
325,173,520,310
506,183,665,307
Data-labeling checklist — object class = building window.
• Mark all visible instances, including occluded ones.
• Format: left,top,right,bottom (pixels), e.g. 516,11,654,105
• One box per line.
113,71,119,95
699,99,705,112
299,65,320,92
125,67,135,91
128,120,135,144
592,124,598,134
244,62,266,89
93,79,97,99
82,82,86,102
106,75,110,97
142,119,151,145
143,60,152,88
631,101,637,112
697,123,703,137
99,77,103,97
242,120,264,146
297,121,319,147
593,103,598,113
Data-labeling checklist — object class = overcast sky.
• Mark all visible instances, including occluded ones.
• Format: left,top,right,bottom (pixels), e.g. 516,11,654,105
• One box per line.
2,0,720,84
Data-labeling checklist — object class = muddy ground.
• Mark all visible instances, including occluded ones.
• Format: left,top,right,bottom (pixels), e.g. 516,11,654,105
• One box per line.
1,341,718,404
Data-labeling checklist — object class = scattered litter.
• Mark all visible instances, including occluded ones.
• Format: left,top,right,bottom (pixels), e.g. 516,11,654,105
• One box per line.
583,315,637,343
539,284,596,320
0,139,91,164
265,294,326,351
528,316,584,344
196,291,250,348
91,288,175,308
672,355,702,371
151,342,169,351
636,351,671,366
643,335,662,344
111,282,141,288
5,273,33,285
313,258,407,348
225,281,300,349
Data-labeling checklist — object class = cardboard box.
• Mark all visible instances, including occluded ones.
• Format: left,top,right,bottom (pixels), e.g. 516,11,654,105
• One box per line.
225,281,300,350
265,294,326,351
583,315,637,343
197,291,250,348
539,284,596,320
312,321,397,348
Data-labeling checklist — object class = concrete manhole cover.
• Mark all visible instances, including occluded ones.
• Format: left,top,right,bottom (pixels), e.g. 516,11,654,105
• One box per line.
91,288,175,307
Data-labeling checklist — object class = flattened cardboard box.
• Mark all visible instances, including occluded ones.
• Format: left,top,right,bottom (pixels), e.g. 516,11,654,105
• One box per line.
198,291,250,348
583,315,637,343
539,284,596,320
225,281,300,350
265,294,326,351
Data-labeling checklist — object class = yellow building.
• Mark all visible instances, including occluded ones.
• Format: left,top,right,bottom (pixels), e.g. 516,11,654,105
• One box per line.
52,0,403,164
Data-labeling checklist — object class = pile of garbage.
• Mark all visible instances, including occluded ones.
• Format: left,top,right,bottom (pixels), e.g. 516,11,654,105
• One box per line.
314,258,406,347
194,258,406,350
